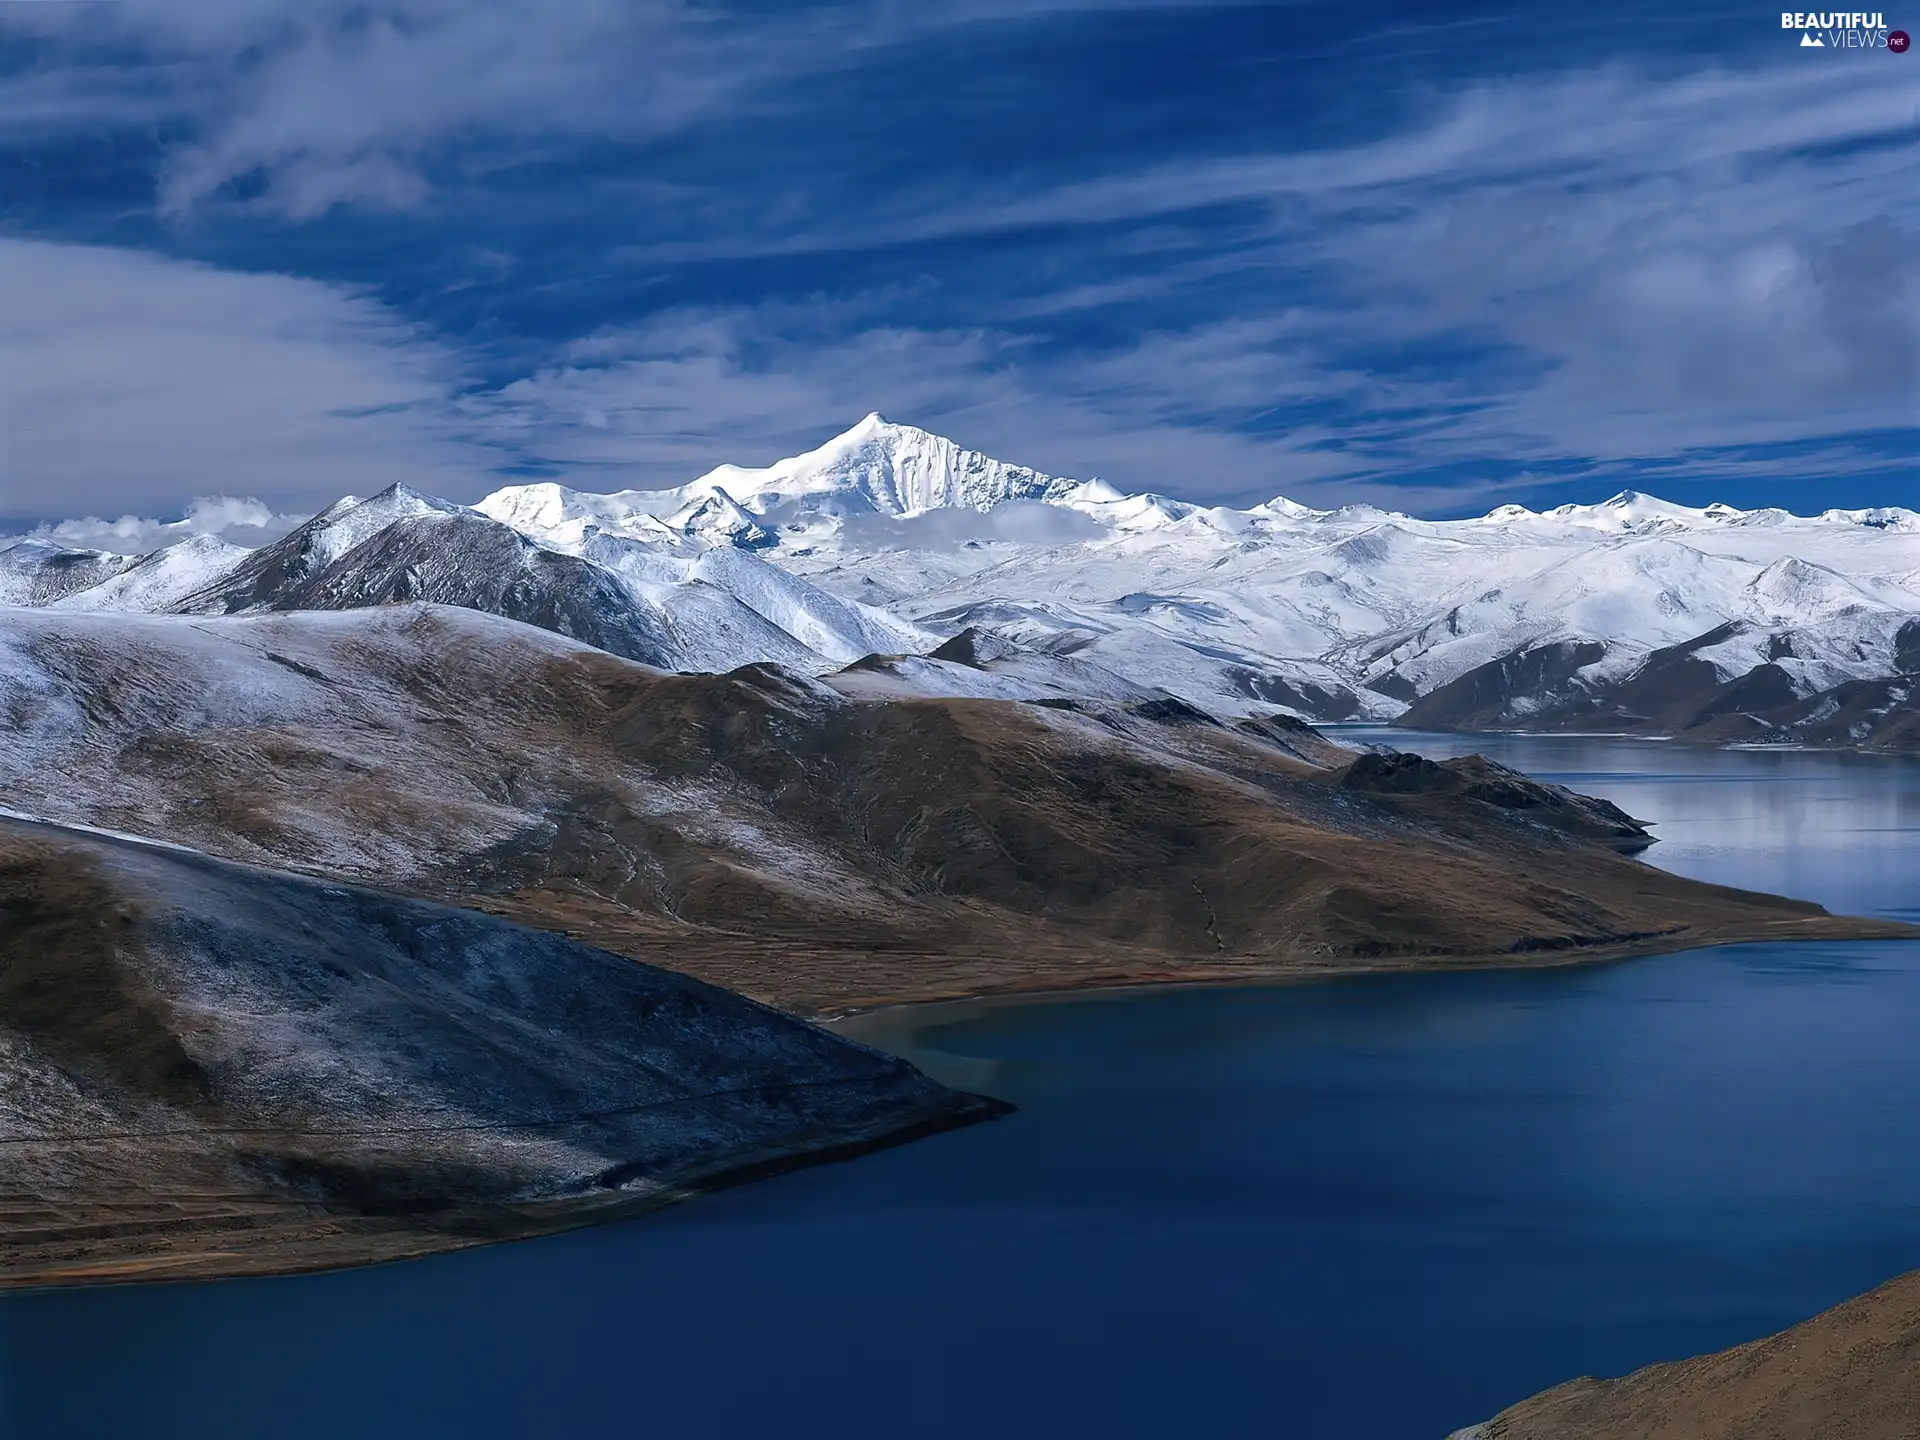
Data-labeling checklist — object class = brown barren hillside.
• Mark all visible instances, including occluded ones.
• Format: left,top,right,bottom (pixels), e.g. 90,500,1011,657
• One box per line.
1452,1268,1920,1440
0,604,1903,1015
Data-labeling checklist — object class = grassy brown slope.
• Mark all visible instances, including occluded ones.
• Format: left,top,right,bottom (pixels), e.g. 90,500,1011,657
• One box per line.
1,605,1903,1017
454,653,1898,1011
1466,1268,1920,1440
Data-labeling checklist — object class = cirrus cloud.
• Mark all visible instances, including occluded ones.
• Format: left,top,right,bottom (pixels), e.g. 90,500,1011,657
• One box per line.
0,238,488,520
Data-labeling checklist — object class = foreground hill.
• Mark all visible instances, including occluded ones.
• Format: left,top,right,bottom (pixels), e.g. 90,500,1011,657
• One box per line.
1450,1268,1920,1440
0,816,999,1288
0,603,1900,1015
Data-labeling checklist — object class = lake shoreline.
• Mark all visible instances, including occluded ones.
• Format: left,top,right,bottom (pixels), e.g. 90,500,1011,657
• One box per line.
9,912,1908,1295
1328,721,1920,759
9,911,1908,1297
813,911,1919,1027
0,1086,1010,1296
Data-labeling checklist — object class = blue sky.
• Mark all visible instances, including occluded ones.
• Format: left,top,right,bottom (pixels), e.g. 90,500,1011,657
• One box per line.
1,0,1917,535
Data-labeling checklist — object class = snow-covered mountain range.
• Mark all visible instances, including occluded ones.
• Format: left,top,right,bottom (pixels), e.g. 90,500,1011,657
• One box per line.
9,412,1920,748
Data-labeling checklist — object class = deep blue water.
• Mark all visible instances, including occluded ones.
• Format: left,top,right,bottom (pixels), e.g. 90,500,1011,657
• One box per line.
6,735,1920,1439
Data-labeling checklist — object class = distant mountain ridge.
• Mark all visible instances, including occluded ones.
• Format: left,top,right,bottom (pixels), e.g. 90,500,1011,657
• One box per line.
6,414,1920,749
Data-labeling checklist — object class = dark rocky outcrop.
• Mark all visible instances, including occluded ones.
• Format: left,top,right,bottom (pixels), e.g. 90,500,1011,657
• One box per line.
1339,751,1653,850
1123,695,1223,728
1601,622,1748,725
1222,665,1362,721
1365,671,1420,703
1896,618,1920,674
929,625,1021,667
1400,640,1608,731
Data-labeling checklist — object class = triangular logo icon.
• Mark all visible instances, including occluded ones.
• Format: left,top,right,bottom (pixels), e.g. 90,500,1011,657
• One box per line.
1800,31,1824,45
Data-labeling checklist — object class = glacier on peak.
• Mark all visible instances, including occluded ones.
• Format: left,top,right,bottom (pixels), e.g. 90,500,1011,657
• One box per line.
667,489,776,550
682,412,1084,519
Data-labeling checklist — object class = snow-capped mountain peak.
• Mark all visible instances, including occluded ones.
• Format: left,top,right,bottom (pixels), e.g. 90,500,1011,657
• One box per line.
1255,495,1331,522
1819,506,1920,532
318,485,460,556
686,414,1083,519
1544,490,1723,531
667,488,775,549
475,479,686,549
1744,555,1883,621
474,416,1089,552
473,480,584,535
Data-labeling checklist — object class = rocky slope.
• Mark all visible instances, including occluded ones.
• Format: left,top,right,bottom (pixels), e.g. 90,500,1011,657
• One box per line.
1336,751,1653,851
0,815,1000,1288
1449,1267,1920,1440
1400,621,1920,749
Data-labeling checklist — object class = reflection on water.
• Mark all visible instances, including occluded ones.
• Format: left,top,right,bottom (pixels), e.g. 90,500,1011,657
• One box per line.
6,735,1920,1440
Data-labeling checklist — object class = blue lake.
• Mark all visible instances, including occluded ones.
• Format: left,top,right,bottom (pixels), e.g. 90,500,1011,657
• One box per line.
6,734,1920,1438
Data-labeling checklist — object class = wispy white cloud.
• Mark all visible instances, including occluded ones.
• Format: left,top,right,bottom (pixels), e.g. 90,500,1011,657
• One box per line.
585,62,1920,260
460,54,1920,499
0,239,488,518
469,305,1498,510
0,0,1234,217
1,6,1914,515
18,495,305,553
